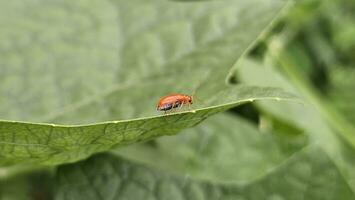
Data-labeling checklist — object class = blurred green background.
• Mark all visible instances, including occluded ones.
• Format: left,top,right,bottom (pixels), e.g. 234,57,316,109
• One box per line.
1,0,355,199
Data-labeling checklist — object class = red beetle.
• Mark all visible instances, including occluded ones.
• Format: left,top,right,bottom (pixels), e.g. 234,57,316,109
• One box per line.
156,93,193,113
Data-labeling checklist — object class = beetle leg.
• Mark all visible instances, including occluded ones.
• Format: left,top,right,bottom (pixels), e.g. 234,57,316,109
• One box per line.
175,101,180,110
170,102,176,113
179,102,184,110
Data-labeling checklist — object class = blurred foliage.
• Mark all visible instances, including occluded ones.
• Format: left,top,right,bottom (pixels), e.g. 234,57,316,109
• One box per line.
1,0,355,199
242,0,355,193
253,0,355,144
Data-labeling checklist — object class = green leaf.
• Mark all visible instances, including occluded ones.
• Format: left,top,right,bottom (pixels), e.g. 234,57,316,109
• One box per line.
0,86,296,166
0,0,294,166
115,114,308,183
0,0,287,123
52,113,343,199
55,147,355,200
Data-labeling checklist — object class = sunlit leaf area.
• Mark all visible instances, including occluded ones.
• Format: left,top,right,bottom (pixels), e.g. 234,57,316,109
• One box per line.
0,0,354,199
